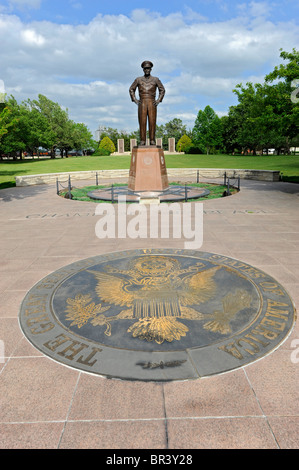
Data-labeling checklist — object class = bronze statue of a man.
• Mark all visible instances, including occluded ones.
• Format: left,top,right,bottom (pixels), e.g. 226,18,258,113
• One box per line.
129,61,165,146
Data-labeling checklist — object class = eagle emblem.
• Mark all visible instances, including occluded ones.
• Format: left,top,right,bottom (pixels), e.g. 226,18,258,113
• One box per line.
65,256,251,344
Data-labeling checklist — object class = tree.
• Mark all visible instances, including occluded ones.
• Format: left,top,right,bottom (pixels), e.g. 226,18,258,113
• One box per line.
98,136,115,154
22,99,56,157
176,134,192,152
71,122,95,154
192,106,222,154
265,48,299,152
156,118,187,148
220,114,240,154
265,48,299,83
0,94,95,159
0,106,16,143
0,96,29,159
229,49,299,155
30,94,72,158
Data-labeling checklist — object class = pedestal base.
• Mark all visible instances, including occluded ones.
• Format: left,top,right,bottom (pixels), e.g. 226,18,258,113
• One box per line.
128,146,169,191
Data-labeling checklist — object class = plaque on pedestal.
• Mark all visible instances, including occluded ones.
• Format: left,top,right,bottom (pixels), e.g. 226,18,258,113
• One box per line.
128,146,169,191
117,139,125,154
168,138,175,153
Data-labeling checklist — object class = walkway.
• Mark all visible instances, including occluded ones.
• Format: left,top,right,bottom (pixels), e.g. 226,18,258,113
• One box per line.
0,178,298,449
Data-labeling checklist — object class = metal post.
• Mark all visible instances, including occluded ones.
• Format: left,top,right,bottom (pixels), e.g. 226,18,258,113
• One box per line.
68,175,72,199
96,172,98,186
56,178,59,195
197,170,199,183
185,183,188,202
111,184,114,203
224,171,227,185
238,176,240,191
227,178,230,195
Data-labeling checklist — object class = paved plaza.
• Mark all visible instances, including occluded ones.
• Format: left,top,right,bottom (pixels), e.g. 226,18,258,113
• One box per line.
0,176,298,449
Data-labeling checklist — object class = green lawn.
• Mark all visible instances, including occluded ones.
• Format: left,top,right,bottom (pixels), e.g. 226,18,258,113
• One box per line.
61,182,232,203
1,154,299,189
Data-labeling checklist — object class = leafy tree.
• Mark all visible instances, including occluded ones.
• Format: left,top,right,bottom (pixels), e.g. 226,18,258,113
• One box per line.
98,127,135,152
0,94,95,159
156,118,187,148
71,122,95,154
192,106,222,154
29,94,72,157
265,48,299,152
266,48,299,83
164,118,187,143
22,99,56,156
0,106,17,143
0,96,29,159
229,49,299,154
176,134,192,152
220,114,240,154
98,136,115,154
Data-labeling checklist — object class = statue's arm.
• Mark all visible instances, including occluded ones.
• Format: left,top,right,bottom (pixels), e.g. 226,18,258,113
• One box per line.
154,78,165,106
129,79,140,105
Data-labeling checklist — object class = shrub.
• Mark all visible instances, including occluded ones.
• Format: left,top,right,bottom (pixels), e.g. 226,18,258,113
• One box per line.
176,134,193,153
185,144,203,154
92,147,111,156
98,136,115,154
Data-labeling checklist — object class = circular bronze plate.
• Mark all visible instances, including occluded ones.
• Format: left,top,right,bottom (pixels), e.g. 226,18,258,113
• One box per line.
19,249,296,381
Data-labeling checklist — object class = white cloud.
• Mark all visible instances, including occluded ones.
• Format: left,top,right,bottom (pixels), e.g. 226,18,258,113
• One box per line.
249,1,272,18
9,0,41,9
0,8,298,133
21,28,45,46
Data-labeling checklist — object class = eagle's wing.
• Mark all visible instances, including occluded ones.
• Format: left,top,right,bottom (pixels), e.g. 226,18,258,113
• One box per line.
222,289,252,318
88,270,135,307
178,266,220,306
202,289,252,334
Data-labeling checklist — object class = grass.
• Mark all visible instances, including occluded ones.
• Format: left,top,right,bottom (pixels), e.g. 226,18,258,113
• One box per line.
0,153,299,189
60,182,233,203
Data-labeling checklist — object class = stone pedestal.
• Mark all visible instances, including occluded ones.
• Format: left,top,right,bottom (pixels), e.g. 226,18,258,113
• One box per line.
168,138,176,153
130,139,137,152
117,139,125,154
128,146,169,191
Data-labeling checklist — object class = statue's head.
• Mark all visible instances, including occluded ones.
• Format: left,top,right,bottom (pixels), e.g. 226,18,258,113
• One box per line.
141,60,153,69
141,61,153,76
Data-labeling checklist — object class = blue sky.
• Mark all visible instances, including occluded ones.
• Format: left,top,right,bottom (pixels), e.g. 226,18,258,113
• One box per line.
0,0,298,137
1,0,299,24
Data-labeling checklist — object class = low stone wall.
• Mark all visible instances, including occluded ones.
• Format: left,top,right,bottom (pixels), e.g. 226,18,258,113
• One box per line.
15,170,129,187
168,168,280,182
15,168,280,187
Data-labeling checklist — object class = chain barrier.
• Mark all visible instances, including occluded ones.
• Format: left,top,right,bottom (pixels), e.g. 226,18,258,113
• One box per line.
56,171,240,200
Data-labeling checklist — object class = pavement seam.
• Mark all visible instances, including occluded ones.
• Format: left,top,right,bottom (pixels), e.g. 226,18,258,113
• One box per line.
243,367,280,449
1,415,296,426
162,384,169,450
57,371,81,449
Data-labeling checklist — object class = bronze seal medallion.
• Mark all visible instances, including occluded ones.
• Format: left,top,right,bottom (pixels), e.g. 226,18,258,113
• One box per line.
19,249,296,381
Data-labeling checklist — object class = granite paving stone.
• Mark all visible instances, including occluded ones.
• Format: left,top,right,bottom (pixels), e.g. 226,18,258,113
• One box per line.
0,178,298,449
167,417,278,449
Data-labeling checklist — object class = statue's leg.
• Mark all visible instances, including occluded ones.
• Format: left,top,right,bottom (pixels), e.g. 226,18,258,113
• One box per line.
148,100,157,145
138,101,147,145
